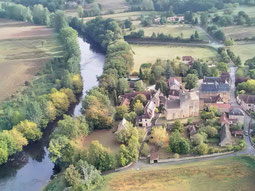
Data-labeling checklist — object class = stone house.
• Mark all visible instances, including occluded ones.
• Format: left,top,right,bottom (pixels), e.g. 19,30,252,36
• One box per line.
200,94,230,113
229,107,245,125
182,56,194,65
136,90,161,127
164,91,199,120
168,77,182,100
200,76,230,103
237,94,255,112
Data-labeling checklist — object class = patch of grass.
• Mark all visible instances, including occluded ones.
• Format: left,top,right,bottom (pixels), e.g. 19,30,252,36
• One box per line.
97,156,255,191
0,19,63,104
83,122,120,155
128,24,210,41
82,11,158,22
229,42,255,63
221,25,255,40
131,44,219,71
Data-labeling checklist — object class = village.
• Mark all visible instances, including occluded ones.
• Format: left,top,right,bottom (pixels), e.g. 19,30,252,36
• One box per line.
116,55,249,163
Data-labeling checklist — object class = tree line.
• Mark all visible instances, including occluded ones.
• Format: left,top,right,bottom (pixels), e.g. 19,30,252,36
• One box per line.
0,3,82,165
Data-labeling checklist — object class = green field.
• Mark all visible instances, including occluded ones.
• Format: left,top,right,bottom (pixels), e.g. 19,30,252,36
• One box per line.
128,24,210,41
0,19,63,104
131,44,219,71
222,25,255,40
82,11,157,22
230,42,255,63
217,5,255,17
96,156,255,191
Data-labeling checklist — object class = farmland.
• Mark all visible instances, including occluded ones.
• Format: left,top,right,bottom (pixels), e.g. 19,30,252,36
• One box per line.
127,24,210,41
229,42,255,63
96,156,255,191
131,44,219,71
0,19,63,104
222,25,255,40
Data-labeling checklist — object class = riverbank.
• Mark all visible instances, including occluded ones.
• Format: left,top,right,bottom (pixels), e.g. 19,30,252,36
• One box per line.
0,38,105,191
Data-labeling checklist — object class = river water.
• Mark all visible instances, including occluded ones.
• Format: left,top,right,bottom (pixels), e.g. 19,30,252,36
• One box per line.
0,37,105,191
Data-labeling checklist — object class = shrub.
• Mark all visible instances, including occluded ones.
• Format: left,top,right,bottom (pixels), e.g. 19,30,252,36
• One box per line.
193,143,208,155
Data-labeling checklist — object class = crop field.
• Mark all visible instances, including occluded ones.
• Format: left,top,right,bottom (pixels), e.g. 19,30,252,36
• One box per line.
222,25,255,40
230,42,255,63
96,156,255,191
127,24,210,41
131,44,219,71
83,123,120,155
0,19,63,104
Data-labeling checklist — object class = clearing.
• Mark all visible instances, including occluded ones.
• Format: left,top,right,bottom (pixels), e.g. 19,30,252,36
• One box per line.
96,156,255,191
83,122,120,155
127,24,210,41
222,25,255,40
0,19,63,104
229,42,255,63
131,44,219,71
82,11,157,22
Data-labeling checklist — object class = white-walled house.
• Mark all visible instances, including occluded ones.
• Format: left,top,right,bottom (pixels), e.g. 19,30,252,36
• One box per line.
237,94,255,112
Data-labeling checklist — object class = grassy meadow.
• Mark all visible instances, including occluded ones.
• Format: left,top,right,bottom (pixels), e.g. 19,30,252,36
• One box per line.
229,42,255,63
222,25,255,40
82,122,121,155
82,11,157,22
127,24,210,41
0,19,63,103
131,44,219,71
95,156,255,191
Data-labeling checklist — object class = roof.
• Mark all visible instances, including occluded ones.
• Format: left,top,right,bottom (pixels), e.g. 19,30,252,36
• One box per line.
220,124,232,147
229,107,244,116
238,94,255,104
165,99,180,109
201,94,224,103
187,125,196,137
209,103,231,110
168,77,182,85
182,56,194,61
232,130,243,135
201,82,230,93
220,113,231,125
117,118,129,132
204,74,230,84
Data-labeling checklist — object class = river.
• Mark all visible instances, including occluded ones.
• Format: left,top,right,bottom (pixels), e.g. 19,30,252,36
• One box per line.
0,37,105,191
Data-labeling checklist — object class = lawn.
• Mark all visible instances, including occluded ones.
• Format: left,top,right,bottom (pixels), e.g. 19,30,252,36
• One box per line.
229,42,255,63
96,156,255,191
127,24,210,41
131,44,219,71
0,19,63,104
83,122,121,155
221,25,255,40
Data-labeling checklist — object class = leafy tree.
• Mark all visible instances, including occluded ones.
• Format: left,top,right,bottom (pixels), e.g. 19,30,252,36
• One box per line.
87,141,114,171
50,90,70,117
124,112,137,124
169,131,190,154
172,120,184,133
64,160,103,190
117,144,130,166
72,74,83,94
124,19,132,28
115,105,129,120
185,74,198,91
117,78,130,95
141,142,150,157
115,122,138,144
32,4,50,25
200,13,208,27
192,133,204,146
134,80,145,91
216,62,229,72
199,126,218,138
51,10,68,32
77,5,83,18
150,126,169,147
133,100,144,116
14,120,42,141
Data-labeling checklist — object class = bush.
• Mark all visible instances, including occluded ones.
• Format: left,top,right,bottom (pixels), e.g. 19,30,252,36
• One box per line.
173,153,180,159
141,143,150,157
169,131,190,154
193,143,208,155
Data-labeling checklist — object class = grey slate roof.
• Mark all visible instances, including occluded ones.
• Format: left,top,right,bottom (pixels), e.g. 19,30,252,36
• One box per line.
201,82,230,93
166,99,180,109
229,108,244,116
